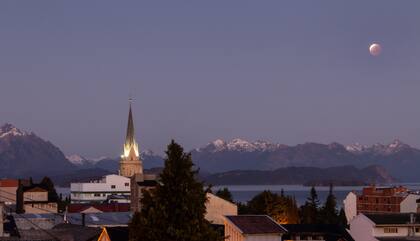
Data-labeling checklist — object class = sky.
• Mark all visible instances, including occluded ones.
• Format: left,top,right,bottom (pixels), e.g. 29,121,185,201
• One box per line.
1,1,420,158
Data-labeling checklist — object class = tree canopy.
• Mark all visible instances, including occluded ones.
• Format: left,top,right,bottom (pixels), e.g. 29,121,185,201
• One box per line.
129,140,222,241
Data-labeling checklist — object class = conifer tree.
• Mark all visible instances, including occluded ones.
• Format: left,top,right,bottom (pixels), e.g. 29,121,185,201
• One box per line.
40,176,59,202
129,140,222,241
320,184,338,224
215,187,234,203
300,186,320,224
338,208,348,226
245,190,299,224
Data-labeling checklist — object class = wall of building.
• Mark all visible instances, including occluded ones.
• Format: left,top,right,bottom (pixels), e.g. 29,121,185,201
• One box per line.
205,193,237,225
400,194,420,213
343,192,357,223
372,226,410,237
224,220,244,241
24,203,58,214
0,186,17,204
356,186,407,214
24,191,48,202
243,235,282,241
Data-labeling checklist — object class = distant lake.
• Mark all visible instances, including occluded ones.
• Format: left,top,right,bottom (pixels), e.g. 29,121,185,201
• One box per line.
57,183,420,208
212,183,420,207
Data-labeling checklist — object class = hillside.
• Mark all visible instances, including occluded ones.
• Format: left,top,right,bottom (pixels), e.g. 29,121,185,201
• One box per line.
204,165,395,185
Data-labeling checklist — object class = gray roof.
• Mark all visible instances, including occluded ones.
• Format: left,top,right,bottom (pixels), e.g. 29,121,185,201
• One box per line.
364,213,420,225
13,212,132,227
16,224,101,241
377,238,420,241
226,215,287,235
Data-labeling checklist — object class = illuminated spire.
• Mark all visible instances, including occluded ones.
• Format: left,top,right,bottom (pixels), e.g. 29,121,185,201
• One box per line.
123,99,139,157
125,99,135,148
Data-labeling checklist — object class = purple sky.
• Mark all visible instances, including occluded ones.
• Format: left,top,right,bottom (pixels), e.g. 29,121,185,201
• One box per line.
1,1,420,157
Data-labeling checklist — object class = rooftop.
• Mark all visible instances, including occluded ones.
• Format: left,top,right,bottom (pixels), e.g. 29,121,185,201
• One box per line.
0,179,19,187
364,213,420,225
225,215,286,235
68,203,130,213
282,224,355,241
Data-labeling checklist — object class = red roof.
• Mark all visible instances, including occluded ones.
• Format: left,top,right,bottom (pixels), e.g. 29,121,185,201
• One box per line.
0,179,19,187
226,215,287,235
68,203,130,213
25,186,47,193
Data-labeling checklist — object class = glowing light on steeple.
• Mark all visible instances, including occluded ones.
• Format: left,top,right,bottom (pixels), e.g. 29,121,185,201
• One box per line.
122,100,139,158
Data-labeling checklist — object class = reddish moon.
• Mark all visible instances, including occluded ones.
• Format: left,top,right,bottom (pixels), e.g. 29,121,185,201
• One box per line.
369,43,382,56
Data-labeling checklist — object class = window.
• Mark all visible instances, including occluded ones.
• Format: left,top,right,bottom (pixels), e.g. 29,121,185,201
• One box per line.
416,227,420,233
384,227,398,233
94,193,101,197
111,185,116,189
125,183,129,186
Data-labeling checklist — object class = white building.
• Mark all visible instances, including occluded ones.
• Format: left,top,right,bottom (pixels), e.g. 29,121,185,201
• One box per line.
71,174,131,203
224,215,286,241
349,213,420,241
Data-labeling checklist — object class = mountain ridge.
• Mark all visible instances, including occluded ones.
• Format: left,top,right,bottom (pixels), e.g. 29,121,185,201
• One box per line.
1,123,419,182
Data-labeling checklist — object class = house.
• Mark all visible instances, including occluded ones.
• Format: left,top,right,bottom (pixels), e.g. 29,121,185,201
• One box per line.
71,174,131,204
343,185,420,222
282,224,355,241
16,185,58,214
349,213,420,241
224,215,287,241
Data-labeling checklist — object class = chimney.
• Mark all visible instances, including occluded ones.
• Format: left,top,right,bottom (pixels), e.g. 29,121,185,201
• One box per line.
0,203,4,237
81,213,86,227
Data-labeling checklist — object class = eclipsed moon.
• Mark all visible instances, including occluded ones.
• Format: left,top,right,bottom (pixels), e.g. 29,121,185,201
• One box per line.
369,43,382,56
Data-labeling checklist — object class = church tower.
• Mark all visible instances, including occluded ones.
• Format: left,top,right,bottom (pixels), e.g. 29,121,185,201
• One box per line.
119,100,143,177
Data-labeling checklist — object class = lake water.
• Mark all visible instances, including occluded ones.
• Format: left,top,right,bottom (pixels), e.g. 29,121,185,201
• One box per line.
57,183,420,208
212,183,420,207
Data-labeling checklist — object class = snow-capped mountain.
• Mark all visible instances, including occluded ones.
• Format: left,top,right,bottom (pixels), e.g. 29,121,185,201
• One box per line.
196,138,285,153
70,150,165,171
0,123,29,138
192,137,420,181
66,154,87,165
346,139,410,155
0,123,76,177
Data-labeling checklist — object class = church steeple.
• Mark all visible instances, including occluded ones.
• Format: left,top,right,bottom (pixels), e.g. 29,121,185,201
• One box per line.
120,99,142,177
125,100,136,151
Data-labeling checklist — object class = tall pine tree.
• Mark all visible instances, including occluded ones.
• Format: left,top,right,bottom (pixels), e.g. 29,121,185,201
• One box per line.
320,184,338,224
129,140,221,241
215,188,234,203
300,186,320,224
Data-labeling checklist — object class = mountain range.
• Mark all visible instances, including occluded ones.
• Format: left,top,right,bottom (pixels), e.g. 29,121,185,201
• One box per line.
1,123,420,184
192,138,420,181
0,123,76,177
